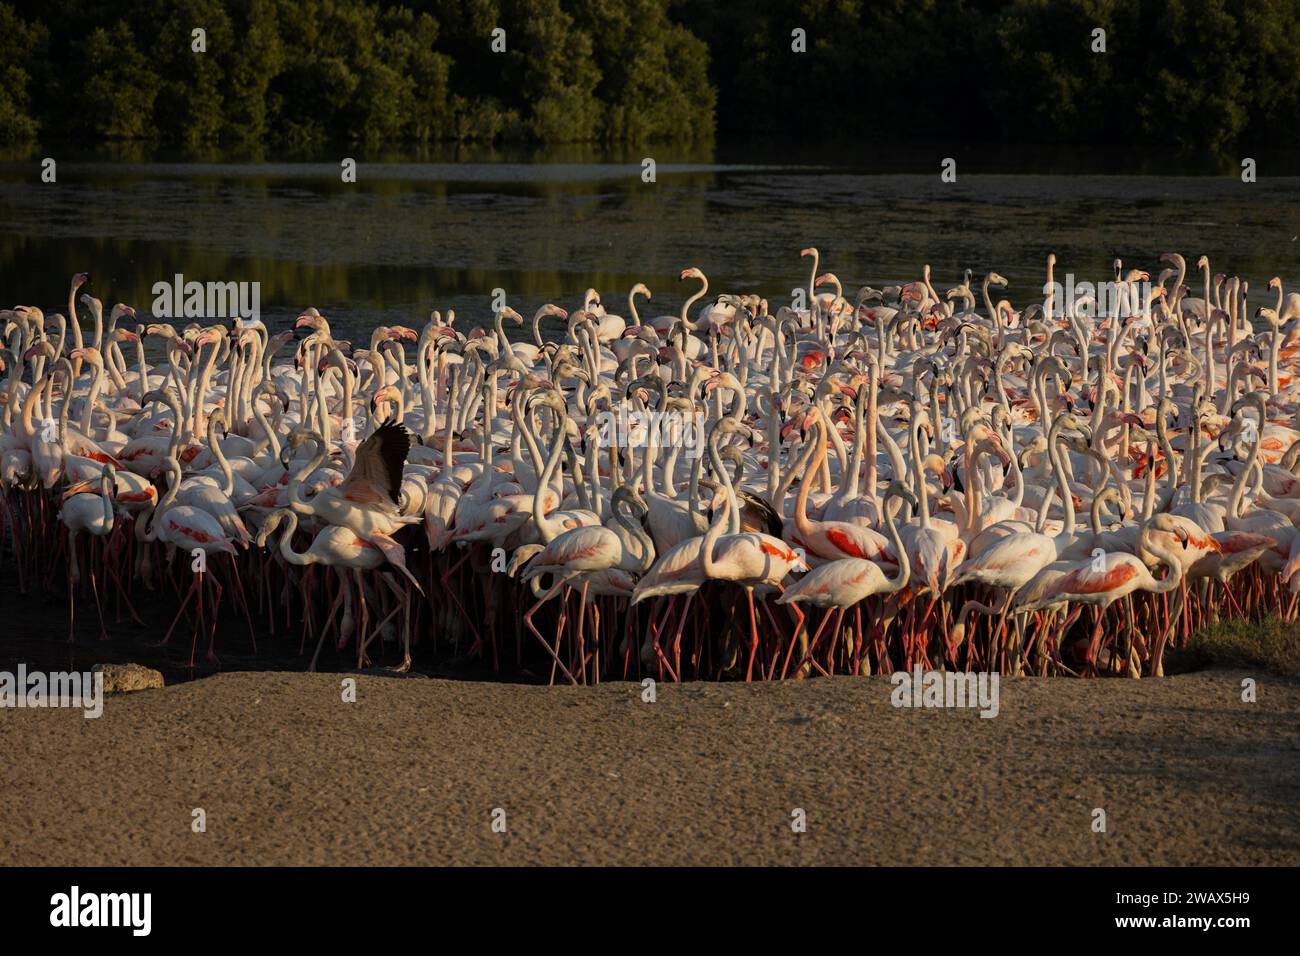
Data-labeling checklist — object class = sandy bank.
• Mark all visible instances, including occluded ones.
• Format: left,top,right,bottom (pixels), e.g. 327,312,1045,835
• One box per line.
2,668,1297,866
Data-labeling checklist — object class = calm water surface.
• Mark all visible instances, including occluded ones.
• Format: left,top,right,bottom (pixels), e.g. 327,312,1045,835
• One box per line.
2,144,1299,340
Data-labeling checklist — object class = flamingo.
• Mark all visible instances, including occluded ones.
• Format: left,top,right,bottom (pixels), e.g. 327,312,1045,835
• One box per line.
258,508,415,672
285,420,421,581
4,247,1295,682
59,462,116,640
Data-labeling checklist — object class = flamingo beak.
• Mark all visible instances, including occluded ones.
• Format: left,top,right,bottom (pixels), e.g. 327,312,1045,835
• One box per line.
990,438,1012,468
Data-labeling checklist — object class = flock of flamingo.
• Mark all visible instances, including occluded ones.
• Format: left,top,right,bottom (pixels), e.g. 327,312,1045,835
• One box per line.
2,250,1299,683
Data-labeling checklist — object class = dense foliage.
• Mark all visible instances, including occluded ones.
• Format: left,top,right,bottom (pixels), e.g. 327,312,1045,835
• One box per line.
1,0,1295,149
683,0,1300,153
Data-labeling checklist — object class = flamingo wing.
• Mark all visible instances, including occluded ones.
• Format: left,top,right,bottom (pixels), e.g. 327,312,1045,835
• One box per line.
533,527,619,573
162,506,237,554
342,420,410,505
1050,558,1142,599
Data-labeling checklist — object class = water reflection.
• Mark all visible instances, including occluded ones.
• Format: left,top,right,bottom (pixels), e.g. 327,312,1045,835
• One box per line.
2,144,1298,342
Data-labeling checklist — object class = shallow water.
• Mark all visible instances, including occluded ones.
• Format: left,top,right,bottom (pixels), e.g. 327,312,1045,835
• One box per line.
2,144,1298,340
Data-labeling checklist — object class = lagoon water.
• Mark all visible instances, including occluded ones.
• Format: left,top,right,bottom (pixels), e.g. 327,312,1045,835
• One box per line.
2,144,1299,339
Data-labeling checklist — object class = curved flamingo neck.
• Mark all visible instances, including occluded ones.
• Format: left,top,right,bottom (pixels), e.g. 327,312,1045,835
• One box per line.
533,411,567,543
288,434,329,514
794,417,828,541
702,431,737,578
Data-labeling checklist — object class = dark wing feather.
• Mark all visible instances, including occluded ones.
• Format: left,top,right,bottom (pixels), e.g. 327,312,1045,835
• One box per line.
737,491,784,538
342,420,410,504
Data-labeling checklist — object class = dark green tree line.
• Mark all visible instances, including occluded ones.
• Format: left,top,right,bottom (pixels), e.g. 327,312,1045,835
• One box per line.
0,0,713,146
675,0,1300,151
0,0,1295,149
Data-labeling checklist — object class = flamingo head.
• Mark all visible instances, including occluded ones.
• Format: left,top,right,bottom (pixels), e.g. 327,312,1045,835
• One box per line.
371,384,401,409
1148,513,1191,548
778,415,805,443
256,511,285,548
923,453,954,491
703,370,742,395
951,606,973,648
518,373,554,392
899,282,925,304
